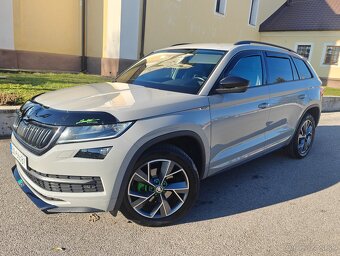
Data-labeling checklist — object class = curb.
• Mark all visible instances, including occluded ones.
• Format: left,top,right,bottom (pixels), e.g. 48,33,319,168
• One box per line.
1,96,340,137
322,96,340,112
0,106,19,138
0,106,20,138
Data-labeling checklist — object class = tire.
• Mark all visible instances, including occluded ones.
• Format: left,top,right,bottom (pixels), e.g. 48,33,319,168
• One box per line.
120,144,200,227
288,113,316,159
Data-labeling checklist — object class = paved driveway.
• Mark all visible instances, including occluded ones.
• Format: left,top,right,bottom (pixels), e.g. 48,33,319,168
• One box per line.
0,113,339,256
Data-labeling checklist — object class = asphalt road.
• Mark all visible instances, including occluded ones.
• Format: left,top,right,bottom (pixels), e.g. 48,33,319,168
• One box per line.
0,113,339,256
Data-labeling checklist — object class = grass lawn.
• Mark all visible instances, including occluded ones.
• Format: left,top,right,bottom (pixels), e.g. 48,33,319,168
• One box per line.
0,72,112,106
1,71,340,106
324,87,340,97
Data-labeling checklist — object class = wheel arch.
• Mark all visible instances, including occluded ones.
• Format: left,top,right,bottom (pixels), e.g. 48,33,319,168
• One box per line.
306,105,321,126
110,130,207,214
298,104,321,128
287,104,321,145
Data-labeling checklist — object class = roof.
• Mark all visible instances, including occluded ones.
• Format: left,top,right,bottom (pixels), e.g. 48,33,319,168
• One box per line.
260,0,340,32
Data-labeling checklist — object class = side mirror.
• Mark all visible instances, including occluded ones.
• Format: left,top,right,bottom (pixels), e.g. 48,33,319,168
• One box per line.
215,76,249,94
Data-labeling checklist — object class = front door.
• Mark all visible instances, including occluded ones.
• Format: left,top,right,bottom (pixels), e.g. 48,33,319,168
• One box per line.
208,50,270,176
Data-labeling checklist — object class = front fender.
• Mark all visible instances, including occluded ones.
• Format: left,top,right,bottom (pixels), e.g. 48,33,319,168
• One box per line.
107,107,211,213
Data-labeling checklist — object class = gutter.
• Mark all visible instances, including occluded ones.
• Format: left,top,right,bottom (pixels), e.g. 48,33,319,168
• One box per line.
81,0,87,72
140,0,147,58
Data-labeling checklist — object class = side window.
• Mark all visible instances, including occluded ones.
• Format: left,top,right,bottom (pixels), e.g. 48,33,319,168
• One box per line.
227,56,263,87
266,57,293,84
293,58,312,80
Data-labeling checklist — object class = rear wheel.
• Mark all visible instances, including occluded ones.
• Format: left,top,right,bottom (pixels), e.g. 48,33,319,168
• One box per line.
288,113,316,159
120,144,199,227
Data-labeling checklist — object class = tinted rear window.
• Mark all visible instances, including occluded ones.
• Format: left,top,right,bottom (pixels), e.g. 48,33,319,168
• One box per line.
293,58,312,80
267,57,293,84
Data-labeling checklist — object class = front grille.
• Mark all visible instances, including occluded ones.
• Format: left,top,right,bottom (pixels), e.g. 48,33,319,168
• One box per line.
15,121,57,150
22,168,104,193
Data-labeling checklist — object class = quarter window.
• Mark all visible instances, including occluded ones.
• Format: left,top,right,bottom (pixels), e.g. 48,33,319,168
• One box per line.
249,0,260,26
215,0,227,15
293,58,312,80
228,56,263,87
266,57,294,84
323,46,340,65
296,45,312,60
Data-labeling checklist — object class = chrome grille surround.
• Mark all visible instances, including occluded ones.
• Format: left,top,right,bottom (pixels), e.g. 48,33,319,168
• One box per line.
13,117,62,155
16,121,56,149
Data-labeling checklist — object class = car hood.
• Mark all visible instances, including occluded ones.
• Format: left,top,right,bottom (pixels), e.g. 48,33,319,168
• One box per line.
34,82,209,121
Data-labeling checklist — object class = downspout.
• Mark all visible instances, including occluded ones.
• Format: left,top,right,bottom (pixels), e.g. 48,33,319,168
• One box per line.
81,0,87,72
140,0,147,58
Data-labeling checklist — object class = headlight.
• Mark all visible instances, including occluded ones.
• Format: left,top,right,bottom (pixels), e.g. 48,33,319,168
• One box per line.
57,122,133,144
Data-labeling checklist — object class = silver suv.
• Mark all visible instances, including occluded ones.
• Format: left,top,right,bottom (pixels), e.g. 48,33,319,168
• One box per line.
11,41,322,226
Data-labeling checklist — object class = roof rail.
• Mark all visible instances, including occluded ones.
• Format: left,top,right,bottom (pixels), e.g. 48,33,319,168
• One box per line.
171,43,190,47
234,40,296,53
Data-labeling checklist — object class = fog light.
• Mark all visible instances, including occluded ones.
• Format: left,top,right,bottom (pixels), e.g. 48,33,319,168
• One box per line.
75,147,112,159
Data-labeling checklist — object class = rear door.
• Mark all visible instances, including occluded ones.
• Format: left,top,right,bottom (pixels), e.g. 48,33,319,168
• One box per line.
208,50,270,176
265,52,311,148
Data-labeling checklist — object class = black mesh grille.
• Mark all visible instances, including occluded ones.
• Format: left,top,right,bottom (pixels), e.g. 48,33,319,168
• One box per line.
23,168,104,193
15,121,57,150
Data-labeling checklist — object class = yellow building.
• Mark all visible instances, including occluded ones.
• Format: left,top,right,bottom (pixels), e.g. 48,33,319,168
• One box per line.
0,0,339,84
260,0,340,85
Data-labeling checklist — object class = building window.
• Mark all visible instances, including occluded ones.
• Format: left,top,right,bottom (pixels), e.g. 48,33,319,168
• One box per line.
215,0,227,15
296,45,312,60
323,46,340,65
249,0,260,26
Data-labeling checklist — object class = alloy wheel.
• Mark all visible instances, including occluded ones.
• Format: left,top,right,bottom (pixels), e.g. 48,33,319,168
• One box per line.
298,119,314,155
127,159,190,219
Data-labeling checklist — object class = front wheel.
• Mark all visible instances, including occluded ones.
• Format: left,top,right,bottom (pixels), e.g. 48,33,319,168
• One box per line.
120,145,200,227
288,113,316,159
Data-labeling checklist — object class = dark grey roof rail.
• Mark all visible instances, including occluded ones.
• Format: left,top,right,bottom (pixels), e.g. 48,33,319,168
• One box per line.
235,40,296,53
171,43,191,46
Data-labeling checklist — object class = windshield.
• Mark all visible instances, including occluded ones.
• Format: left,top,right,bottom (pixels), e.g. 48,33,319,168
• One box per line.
116,49,226,94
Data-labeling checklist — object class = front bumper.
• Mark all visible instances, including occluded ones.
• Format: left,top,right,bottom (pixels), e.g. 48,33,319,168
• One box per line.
12,165,104,213
12,165,56,212
10,132,133,214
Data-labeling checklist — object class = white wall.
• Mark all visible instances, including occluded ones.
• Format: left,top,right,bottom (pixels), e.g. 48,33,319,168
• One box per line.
104,0,141,60
120,0,141,60
104,0,121,59
0,0,15,50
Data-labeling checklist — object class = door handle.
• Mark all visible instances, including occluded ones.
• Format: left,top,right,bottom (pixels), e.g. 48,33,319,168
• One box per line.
258,103,270,109
298,94,306,100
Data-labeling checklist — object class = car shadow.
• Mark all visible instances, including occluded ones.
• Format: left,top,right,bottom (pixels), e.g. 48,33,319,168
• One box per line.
180,125,340,224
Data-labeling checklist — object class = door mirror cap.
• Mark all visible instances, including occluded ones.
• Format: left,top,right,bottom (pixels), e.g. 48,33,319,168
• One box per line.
215,76,249,94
